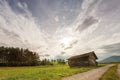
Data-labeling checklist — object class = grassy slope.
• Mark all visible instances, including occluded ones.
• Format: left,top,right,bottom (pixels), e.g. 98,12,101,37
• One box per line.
99,65,119,80
0,65,97,80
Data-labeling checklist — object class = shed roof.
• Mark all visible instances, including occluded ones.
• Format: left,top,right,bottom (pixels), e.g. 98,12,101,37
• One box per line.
68,51,98,60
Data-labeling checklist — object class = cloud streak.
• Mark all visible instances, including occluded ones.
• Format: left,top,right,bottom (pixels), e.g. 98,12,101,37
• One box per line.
0,0,120,60
0,0,48,52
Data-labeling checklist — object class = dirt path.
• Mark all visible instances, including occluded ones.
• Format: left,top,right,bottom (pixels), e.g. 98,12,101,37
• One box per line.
62,64,114,80
117,64,120,80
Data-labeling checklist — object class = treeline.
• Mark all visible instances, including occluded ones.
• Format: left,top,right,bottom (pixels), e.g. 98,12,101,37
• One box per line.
0,46,66,66
0,46,40,66
40,59,66,65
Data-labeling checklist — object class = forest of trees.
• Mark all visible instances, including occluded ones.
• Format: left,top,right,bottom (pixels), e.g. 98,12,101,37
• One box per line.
0,46,66,66
0,46,40,66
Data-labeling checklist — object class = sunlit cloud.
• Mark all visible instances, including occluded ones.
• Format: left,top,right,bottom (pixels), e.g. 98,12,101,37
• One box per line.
0,0,120,60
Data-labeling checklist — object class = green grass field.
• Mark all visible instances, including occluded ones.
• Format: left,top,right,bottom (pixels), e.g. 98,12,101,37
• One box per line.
0,65,97,80
99,64,119,80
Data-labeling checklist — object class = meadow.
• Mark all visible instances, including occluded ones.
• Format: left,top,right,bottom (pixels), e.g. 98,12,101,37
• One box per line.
99,64,119,80
0,65,97,80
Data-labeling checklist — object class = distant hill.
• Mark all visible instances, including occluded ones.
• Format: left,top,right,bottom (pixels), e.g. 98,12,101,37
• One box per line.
99,56,120,63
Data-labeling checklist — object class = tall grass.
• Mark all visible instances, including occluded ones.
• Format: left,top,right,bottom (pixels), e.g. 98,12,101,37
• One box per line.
0,65,96,80
99,65,119,80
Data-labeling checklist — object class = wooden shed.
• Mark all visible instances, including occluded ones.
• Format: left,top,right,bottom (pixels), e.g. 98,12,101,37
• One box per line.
68,51,98,67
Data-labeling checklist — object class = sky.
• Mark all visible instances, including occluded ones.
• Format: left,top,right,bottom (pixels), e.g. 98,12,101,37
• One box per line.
0,0,120,61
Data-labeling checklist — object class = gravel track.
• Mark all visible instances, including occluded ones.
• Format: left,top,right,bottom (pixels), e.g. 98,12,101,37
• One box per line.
117,64,120,80
62,64,114,80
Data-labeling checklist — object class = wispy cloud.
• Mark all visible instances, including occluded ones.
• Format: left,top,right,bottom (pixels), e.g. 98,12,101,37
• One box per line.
0,0,120,60
0,0,48,52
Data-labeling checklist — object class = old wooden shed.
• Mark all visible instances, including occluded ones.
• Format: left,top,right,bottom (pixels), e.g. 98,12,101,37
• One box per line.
68,51,98,67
